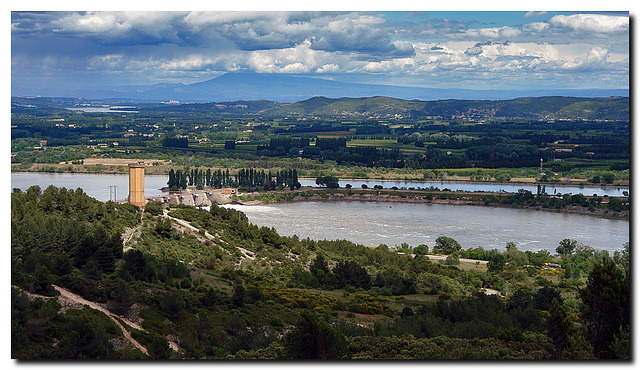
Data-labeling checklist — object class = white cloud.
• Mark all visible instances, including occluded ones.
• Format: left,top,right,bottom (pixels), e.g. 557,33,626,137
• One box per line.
524,11,548,19
549,14,628,33
522,22,549,33
54,12,132,34
460,26,521,40
316,64,340,73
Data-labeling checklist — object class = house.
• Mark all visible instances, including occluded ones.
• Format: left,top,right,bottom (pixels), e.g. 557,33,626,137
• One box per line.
222,188,237,196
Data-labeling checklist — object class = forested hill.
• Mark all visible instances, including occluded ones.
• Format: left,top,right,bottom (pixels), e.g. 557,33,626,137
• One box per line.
265,96,629,120
135,95,628,120
11,185,630,360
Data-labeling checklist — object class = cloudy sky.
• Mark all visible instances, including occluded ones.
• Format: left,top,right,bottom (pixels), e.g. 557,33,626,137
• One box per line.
10,9,630,96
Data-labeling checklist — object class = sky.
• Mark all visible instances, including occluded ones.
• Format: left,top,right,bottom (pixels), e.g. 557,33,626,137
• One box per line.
9,5,631,97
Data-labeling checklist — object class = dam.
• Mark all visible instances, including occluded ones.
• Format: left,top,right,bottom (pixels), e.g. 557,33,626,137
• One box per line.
145,188,239,207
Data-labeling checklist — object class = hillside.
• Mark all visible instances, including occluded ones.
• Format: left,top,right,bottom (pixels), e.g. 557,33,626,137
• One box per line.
235,95,630,120
11,185,630,360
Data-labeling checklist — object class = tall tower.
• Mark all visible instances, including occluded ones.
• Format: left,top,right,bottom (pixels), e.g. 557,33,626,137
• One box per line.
128,162,145,207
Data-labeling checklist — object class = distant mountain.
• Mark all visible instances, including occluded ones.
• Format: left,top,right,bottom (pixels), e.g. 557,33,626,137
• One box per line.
56,72,628,103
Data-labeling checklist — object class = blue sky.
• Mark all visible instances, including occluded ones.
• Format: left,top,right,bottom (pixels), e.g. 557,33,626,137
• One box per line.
10,8,630,97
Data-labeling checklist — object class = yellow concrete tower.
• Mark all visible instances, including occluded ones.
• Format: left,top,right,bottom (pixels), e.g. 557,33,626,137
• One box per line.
128,162,145,207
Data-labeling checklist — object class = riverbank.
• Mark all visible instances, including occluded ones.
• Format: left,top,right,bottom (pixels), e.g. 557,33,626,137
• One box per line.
300,177,629,189
11,161,629,188
235,188,629,220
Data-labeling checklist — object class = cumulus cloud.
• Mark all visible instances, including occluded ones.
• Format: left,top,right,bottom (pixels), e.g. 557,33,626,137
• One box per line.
10,11,629,92
316,64,340,73
459,26,521,40
522,22,549,33
549,14,628,33
51,11,187,43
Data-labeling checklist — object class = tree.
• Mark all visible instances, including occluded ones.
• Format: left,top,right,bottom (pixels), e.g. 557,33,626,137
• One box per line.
601,173,615,184
315,175,340,188
556,239,578,256
333,260,371,289
145,201,163,216
30,263,55,295
283,310,346,359
432,236,461,254
546,298,572,359
413,244,429,255
109,279,135,316
155,218,173,238
487,251,506,273
59,309,114,359
160,289,185,320
579,256,629,359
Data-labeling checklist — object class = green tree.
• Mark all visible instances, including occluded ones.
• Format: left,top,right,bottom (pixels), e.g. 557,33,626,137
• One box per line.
109,279,135,316
579,256,629,359
413,244,429,255
432,236,461,255
601,173,615,184
59,309,114,359
546,298,572,359
315,175,340,188
487,251,506,273
160,289,185,320
30,263,55,296
556,238,578,257
284,310,346,359
145,201,163,216
155,218,173,238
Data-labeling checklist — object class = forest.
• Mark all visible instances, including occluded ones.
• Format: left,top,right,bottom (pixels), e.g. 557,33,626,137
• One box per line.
11,185,630,360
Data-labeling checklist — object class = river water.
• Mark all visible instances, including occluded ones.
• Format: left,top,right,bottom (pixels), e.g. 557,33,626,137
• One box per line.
11,172,627,201
11,172,169,202
11,172,629,253
223,201,629,253
298,179,628,197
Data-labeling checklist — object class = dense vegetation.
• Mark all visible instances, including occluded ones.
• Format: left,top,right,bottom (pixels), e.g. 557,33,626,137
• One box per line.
11,185,630,360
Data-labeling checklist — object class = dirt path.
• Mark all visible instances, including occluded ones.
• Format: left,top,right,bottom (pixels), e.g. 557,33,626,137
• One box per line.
122,209,144,253
161,210,253,261
423,254,488,265
53,285,149,356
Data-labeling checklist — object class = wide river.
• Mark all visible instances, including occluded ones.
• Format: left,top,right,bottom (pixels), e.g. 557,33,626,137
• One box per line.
224,201,629,253
12,172,629,253
10,172,628,201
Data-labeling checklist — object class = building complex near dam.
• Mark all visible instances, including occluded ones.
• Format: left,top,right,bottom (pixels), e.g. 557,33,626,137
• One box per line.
126,161,237,208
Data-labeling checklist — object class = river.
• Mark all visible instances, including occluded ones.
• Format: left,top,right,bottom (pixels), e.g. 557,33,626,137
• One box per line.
298,179,628,197
11,172,629,253
223,201,629,253
11,172,169,202
10,172,627,200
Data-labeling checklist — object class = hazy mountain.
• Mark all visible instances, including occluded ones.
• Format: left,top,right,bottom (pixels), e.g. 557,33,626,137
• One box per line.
57,72,629,103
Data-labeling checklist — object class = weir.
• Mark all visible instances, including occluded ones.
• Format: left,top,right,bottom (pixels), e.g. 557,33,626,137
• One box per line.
145,188,239,207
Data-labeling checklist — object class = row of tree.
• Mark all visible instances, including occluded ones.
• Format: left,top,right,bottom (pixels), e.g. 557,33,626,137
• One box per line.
167,168,301,191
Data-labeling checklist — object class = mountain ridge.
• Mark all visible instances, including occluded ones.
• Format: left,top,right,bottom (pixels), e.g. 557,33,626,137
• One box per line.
18,71,628,103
